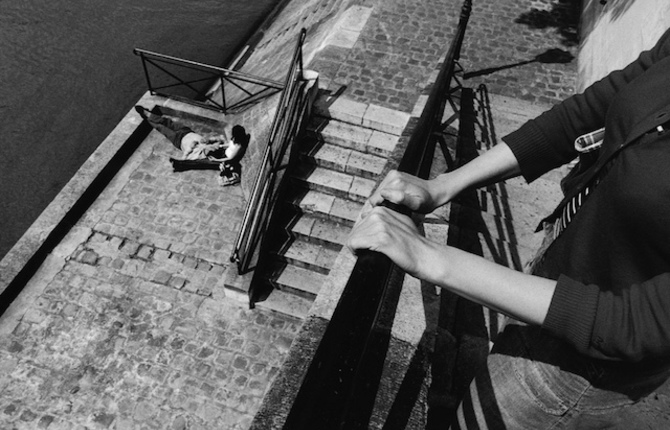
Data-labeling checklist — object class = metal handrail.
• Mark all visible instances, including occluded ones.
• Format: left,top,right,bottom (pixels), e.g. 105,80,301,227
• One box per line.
133,48,284,113
282,1,473,428
230,29,309,276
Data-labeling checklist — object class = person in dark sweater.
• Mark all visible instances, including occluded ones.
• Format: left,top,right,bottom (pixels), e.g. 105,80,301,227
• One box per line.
347,27,670,428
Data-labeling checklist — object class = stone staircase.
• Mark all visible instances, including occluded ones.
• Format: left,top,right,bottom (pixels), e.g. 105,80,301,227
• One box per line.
252,95,407,319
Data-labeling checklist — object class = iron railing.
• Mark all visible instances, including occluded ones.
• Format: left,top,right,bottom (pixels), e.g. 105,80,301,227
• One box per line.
133,48,284,113
282,1,473,428
230,29,311,277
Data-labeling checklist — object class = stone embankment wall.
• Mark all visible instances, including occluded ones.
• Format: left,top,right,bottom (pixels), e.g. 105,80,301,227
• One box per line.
578,0,670,90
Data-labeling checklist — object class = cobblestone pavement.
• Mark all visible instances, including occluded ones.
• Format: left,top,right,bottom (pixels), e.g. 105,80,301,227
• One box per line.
0,1,473,426
4,0,666,429
0,116,303,429
460,0,580,105
311,0,463,112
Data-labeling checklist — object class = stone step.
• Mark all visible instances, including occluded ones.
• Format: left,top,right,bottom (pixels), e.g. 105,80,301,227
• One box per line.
291,212,351,247
312,93,411,135
299,139,386,180
254,288,313,320
291,164,375,204
268,262,328,300
275,237,340,275
290,189,363,227
306,116,398,158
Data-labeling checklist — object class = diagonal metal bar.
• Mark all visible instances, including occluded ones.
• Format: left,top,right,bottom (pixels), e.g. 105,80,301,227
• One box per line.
142,57,225,109
133,48,285,113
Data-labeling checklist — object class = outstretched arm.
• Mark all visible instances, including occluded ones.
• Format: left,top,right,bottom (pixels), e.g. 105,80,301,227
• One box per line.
347,205,555,325
367,141,521,216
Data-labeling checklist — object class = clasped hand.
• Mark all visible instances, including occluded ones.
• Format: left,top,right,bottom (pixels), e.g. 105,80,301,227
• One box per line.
347,170,446,279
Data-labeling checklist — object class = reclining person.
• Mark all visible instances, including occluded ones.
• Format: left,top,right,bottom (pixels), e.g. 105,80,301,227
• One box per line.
135,105,249,185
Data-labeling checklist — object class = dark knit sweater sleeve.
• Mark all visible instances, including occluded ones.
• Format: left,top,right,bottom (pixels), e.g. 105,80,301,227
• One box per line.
544,273,670,362
503,28,670,183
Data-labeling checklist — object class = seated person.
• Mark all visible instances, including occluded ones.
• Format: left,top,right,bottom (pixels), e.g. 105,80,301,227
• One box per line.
208,125,250,187
135,105,249,186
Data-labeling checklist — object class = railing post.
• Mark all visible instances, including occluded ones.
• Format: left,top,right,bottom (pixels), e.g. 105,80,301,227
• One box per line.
219,74,227,112
230,29,308,277
136,50,154,95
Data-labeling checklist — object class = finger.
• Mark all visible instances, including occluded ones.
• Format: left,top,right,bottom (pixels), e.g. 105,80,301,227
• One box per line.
368,170,403,206
379,188,407,206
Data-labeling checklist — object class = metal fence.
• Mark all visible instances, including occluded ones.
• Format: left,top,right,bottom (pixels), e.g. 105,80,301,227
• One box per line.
133,48,284,113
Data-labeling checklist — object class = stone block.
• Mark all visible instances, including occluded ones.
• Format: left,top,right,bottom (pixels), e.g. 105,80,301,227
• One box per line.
255,290,313,320
292,215,316,238
328,29,360,49
348,176,376,202
296,190,335,216
314,118,374,150
363,104,411,135
329,197,362,225
345,151,386,179
367,130,399,157
304,167,354,196
310,143,352,172
274,264,326,297
314,96,368,125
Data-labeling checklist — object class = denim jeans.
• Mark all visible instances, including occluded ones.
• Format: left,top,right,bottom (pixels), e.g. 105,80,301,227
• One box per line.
451,324,670,429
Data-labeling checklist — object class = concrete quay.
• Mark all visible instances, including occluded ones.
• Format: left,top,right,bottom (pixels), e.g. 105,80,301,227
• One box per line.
3,0,668,429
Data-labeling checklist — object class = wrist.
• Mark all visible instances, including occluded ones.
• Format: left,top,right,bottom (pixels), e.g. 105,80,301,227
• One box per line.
412,237,453,285
431,172,465,205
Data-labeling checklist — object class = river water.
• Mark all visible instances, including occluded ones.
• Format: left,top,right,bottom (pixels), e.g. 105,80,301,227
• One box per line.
0,0,278,259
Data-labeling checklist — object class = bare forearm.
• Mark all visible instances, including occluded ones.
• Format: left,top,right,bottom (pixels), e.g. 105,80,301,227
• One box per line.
431,142,522,205
418,239,554,325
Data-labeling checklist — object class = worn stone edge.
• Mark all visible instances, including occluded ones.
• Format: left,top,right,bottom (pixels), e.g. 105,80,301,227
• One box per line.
0,93,147,297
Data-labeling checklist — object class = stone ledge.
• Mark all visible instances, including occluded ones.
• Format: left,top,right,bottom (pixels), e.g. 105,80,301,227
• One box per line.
0,92,161,298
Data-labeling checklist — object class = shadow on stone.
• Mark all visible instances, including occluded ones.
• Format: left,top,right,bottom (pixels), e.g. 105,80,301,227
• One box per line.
514,0,581,47
463,48,574,80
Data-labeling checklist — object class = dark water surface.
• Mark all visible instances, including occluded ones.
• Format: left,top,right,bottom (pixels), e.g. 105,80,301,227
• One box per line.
0,0,278,259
